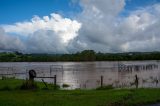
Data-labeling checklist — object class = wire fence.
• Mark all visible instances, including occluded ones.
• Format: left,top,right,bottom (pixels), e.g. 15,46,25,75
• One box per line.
0,62,160,89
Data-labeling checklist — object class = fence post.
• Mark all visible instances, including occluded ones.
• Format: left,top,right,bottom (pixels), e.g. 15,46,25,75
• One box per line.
101,76,103,87
54,75,57,87
135,74,138,89
50,66,52,77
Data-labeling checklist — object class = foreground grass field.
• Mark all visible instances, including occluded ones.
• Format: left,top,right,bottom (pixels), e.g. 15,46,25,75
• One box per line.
0,79,160,106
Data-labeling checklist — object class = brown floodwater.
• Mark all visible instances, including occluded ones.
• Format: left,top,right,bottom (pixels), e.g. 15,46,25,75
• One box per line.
0,61,160,89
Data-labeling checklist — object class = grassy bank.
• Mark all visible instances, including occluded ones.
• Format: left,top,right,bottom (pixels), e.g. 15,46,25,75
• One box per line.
0,79,160,106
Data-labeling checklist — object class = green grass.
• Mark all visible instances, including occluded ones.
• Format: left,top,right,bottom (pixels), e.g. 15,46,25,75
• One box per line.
0,78,59,90
0,79,160,106
96,85,114,90
0,78,24,90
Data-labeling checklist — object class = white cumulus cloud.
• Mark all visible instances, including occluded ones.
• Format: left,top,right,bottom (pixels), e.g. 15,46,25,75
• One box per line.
3,13,81,44
1,0,160,53
1,13,81,53
69,0,160,52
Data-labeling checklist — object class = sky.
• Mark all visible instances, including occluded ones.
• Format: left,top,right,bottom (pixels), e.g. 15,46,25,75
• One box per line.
0,0,160,53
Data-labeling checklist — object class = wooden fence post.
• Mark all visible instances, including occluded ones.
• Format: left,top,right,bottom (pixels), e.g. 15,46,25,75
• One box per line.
54,75,57,87
101,76,103,87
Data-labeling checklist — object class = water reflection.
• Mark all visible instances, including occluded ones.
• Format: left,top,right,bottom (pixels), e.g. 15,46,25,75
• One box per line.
0,61,160,89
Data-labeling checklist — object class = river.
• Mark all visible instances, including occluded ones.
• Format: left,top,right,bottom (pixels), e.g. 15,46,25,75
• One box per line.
0,61,160,89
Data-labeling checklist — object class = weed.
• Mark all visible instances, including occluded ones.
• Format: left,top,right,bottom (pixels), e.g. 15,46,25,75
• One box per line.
20,79,38,90
62,83,70,88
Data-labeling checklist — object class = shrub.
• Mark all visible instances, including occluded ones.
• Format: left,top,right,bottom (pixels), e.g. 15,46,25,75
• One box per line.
62,83,70,88
2,76,7,80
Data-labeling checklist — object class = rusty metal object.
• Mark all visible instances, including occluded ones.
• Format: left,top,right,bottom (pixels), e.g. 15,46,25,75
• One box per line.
29,70,36,81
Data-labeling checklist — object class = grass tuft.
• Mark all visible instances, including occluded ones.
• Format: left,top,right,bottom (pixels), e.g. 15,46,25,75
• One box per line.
20,80,38,90
96,84,114,90
62,83,70,88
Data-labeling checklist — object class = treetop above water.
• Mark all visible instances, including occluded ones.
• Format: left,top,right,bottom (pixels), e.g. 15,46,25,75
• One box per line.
1,50,160,62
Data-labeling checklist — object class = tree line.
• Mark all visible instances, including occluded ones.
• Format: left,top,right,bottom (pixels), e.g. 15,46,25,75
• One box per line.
0,50,160,62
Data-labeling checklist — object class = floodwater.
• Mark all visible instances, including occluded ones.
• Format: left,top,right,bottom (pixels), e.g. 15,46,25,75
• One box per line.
0,61,160,89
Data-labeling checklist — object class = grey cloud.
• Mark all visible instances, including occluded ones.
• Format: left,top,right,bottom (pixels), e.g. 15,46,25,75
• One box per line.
69,1,160,52
0,27,68,53
0,27,25,52
26,30,68,53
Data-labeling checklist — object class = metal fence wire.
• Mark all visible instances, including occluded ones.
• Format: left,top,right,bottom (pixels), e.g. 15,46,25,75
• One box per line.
0,62,159,89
